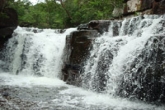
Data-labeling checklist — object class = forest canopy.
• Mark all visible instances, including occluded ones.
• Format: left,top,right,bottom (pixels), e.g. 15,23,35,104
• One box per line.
6,0,123,29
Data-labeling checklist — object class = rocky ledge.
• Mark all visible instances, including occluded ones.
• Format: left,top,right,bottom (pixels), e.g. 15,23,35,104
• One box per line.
62,30,99,85
0,8,18,50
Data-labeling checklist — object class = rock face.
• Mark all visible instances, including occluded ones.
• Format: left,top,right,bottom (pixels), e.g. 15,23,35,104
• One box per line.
152,0,165,14
62,30,99,85
0,8,18,50
66,30,99,64
127,0,142,13
62,20,114,84
126,0,152,13
141,0,153,10
114,0,153,17
114,0,165,18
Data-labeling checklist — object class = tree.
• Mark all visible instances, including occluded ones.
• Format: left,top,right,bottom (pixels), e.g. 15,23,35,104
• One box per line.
59,0,72,19
5,0,124,28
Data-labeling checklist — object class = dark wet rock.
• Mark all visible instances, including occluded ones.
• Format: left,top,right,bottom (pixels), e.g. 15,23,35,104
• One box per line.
54,29,66,34
63,30,99,65
0,27,16,36
33,29,38,33
77,23,89,30
25,28,43,33
0,34,12,50
0,8,18,50
118,36,165,104
88,20,110,34
62,63,81,85
58,29,66,33
77,20,110,34
19,22,33,27
62,30,99,85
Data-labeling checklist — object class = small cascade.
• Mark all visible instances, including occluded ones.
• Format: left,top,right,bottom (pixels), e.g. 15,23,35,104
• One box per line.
1,27,76,78
82,15,165,102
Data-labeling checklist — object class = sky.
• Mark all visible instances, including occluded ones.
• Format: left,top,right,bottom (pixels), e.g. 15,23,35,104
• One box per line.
15,0,60,5
14,0,45,5
28,0,44,5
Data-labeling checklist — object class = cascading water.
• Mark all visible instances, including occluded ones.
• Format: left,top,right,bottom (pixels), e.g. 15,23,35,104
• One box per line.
0,15,165,110
1,27,76,77
82,15,165,102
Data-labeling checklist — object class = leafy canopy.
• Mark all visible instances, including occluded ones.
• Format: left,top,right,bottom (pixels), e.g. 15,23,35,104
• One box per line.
6,0,123,28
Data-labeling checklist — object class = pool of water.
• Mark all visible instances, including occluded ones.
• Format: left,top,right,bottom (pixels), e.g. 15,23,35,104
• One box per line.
0,73,164,110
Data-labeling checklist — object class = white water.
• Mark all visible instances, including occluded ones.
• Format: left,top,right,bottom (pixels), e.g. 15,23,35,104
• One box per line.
82,15,165,95
106,15,165,95
0,73,164,110
3,27,76,77
0,15,165,109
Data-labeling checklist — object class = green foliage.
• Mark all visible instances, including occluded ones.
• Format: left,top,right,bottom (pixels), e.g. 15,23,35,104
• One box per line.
7,0,124,28
64,0,119,26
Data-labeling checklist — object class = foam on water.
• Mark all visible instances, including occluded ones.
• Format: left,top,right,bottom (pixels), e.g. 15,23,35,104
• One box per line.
0,72,164,110
3,27,76,78
0,72,66,87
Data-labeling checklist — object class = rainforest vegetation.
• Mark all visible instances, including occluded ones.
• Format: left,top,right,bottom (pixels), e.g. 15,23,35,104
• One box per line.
5,0,123,29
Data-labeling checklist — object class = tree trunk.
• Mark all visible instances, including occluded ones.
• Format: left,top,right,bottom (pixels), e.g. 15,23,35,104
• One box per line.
59,0,72,19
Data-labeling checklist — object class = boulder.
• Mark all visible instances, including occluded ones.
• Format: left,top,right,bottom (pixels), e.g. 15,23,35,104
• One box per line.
127,0,141,13
123,0,152,15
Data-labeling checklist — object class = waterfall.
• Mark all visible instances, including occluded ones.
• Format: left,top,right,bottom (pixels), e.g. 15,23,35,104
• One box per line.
1,27,76,78
0,16,165,109
82,15,165,102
